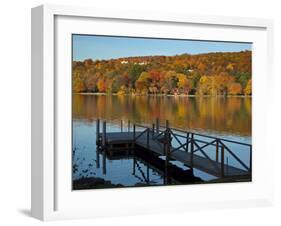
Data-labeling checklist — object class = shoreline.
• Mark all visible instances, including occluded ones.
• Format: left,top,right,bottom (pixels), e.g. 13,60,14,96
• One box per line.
74,92,252,98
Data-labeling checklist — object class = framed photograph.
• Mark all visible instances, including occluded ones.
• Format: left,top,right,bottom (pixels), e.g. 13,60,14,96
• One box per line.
31,4,274,221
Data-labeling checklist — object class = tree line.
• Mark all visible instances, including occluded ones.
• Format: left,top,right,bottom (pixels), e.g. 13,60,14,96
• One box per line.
73,51,252,96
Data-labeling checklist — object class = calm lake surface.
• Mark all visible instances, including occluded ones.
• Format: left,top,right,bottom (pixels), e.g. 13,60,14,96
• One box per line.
72,94,252,188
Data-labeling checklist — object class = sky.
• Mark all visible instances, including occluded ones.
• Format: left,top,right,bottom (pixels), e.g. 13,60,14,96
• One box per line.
72,34,252,61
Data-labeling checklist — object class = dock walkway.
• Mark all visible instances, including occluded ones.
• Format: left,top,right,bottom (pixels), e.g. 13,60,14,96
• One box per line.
96,119,252,179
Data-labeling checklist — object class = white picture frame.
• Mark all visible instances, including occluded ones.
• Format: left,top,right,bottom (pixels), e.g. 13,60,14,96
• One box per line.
31,4,274,221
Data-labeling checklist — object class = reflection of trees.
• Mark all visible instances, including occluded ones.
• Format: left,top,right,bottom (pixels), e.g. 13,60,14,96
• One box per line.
72,94,251,136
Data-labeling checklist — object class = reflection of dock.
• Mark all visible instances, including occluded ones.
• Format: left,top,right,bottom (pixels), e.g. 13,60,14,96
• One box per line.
96,119,252,180
97,146,202,185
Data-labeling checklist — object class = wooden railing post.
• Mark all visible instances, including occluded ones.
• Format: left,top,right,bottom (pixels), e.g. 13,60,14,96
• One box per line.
128,120,130,132
221,145,225,177
190,133,194,167
102,121,106,148
216,139,219,162
121,120,123,132
167,129,171,158
96,119,100,145
156,118,159,134
185,132,189,152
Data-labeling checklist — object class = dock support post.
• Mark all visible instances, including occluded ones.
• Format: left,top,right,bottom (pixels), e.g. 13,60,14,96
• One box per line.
102,151,106,175
96,149,100,169
156,118,159,134
102,121,106,148
190,133,194,167
128,120,130,132
221,145,225,177
152,123,155,136
164,129,171,185
167,129,171,159
249,145,252,175
164,141,167,185
121,120,123,132
185,132,189,152
133,124,136,151
96,119,100,145
226,157,229,174
216,139,219,162
146,128,150,150
147,165,150,184
166,120,169,129
133,158,136,175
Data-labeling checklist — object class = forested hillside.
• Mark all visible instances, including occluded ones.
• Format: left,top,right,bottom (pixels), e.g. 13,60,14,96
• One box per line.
72,51,251,96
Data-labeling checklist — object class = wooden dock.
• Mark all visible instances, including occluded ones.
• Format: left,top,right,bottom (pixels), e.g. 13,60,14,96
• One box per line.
96,119,252,180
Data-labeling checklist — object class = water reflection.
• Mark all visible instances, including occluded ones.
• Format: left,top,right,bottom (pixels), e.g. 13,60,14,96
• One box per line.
73,94,251,136
72,94,251,189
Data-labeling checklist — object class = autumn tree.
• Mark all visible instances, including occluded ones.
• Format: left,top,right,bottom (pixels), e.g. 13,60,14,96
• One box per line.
177,73,190,94
97,79,107,92
72,50,252,96
228,82,242,95
244,79,252,95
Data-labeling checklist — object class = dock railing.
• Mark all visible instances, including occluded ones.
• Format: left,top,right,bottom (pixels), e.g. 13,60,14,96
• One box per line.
96,118,252,178
160,124,251,177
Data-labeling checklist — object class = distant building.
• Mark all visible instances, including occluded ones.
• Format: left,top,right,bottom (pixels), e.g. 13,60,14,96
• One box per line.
138,62,147,65
134,62,147,65
121,60,148,65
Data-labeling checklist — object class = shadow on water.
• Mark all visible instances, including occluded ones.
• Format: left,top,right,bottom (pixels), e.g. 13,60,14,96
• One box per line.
73,146,203,190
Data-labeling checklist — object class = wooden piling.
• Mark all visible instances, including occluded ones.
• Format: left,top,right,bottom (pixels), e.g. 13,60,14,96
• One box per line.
96,149,100,168
166,120,169,129
156,118,159,134
128,120,130,132
249,145,252,175
190,133,194,167
226,157,229,174
133,158,136,175
102,151,106,175
185,132,189,152
102,121,106,148
121,120,123,132
133,124,136,150
152,123,155,135
167,129,171,156
221,146,225,177
96,119,100,145
146,128,150,149
164,129,170,185
146,165,150,184
216,139,219,162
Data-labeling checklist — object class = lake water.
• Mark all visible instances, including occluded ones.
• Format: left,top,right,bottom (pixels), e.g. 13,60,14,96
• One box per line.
72,94,252,189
